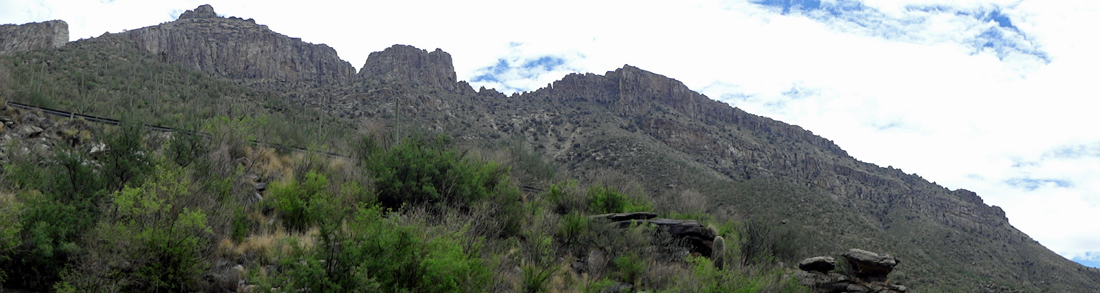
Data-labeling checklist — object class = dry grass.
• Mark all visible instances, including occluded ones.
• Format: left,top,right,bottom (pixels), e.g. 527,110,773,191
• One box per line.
245,146,294,182
217,227,319,264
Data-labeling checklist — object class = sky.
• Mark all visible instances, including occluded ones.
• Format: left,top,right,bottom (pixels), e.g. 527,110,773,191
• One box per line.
2,0,1098,268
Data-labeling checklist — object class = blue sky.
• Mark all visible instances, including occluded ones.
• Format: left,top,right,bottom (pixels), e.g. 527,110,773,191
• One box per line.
2,0,1098,268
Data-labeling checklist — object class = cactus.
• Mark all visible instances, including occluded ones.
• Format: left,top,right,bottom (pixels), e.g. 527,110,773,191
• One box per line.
713,235,726,270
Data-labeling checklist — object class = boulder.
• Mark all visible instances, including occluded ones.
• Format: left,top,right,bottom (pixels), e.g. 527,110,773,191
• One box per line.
842,248,899,282
797,249,906,293
799,256,836,273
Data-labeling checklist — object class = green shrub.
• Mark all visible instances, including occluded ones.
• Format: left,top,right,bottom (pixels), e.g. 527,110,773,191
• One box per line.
277,206,491,292
520,235,557,293
612,251,646,287
542,180,584,215
62,164,214,292
587,185,650,214
268,170,334,232
365,134,511,211
100,118,152,191
167,127,207,168
0,195,23,284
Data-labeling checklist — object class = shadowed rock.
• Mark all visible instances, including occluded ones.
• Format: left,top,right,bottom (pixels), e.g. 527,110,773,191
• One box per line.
799,256,836,273
843,248,899,282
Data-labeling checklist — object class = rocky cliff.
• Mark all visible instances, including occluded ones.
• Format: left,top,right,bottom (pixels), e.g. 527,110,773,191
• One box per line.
358,44,474,93
118,5,354,87
0,20,68,56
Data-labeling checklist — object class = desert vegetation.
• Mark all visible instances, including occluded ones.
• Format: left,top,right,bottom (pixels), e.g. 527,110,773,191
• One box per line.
0,114,808,292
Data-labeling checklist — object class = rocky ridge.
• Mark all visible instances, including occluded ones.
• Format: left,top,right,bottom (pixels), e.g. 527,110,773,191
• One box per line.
358,44,475,94
5,6,1100,290
118,4,355,87
332,45,1100,291
0,20,68,56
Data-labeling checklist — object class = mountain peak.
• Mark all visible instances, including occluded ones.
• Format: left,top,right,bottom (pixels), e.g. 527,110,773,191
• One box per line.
178,4,217,19
358,45,472,93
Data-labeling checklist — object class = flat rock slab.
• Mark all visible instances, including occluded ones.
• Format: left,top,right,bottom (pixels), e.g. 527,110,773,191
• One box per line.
799,256,837,273
589,212,658,222
608,218,718,257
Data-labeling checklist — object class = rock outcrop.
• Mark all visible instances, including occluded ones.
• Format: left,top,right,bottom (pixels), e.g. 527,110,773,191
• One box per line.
590,212,721,259
118,5,354,87
0,20,68,56
796,249,908,293
358,44,474,93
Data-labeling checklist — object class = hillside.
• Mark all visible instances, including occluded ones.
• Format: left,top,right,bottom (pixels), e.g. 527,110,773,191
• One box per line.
2,4,1099,292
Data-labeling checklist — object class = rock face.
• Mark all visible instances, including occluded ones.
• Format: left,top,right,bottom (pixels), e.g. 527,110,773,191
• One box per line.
358,44,474,93
797,249,908,293
118,5,354,87
0,20,68,56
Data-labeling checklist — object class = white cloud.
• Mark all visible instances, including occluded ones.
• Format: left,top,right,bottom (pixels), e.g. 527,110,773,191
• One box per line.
5,0,1099,264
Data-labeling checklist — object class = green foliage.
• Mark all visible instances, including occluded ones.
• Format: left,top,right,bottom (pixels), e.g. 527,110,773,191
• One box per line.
362,133,524,237
673,256,808,293
556,212,592,250
100,118,152,191
167,128,207,168
520,235,558,293
587,185,650,214
2,148,110,290
62,164,214,292
268,170,335,232
277,206,491,292
612,251,647,286
366,134,512,210
0,195,23,283
543,180,584,215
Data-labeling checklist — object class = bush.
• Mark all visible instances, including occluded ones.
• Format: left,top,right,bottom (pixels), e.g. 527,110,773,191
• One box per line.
61,164,214,292
0,194,23,284
738,218,801,266
276,206,491,292
100,118,152,192
612,251,647,287
3,147,109,290
542,180,584,215
268,170,335,232
587,185,650,214
364,134,512,211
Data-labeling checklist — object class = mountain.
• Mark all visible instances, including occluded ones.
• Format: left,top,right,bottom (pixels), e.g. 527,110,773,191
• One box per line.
2,4,1098,292
0,20,67,56
118,4,355,88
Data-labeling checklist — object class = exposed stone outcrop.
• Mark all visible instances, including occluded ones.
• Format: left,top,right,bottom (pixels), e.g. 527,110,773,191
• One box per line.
0,20,68,56
797,249,908,293
358,44,474,94
118,5,354,87
590,212,721,259
0,104,95,163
